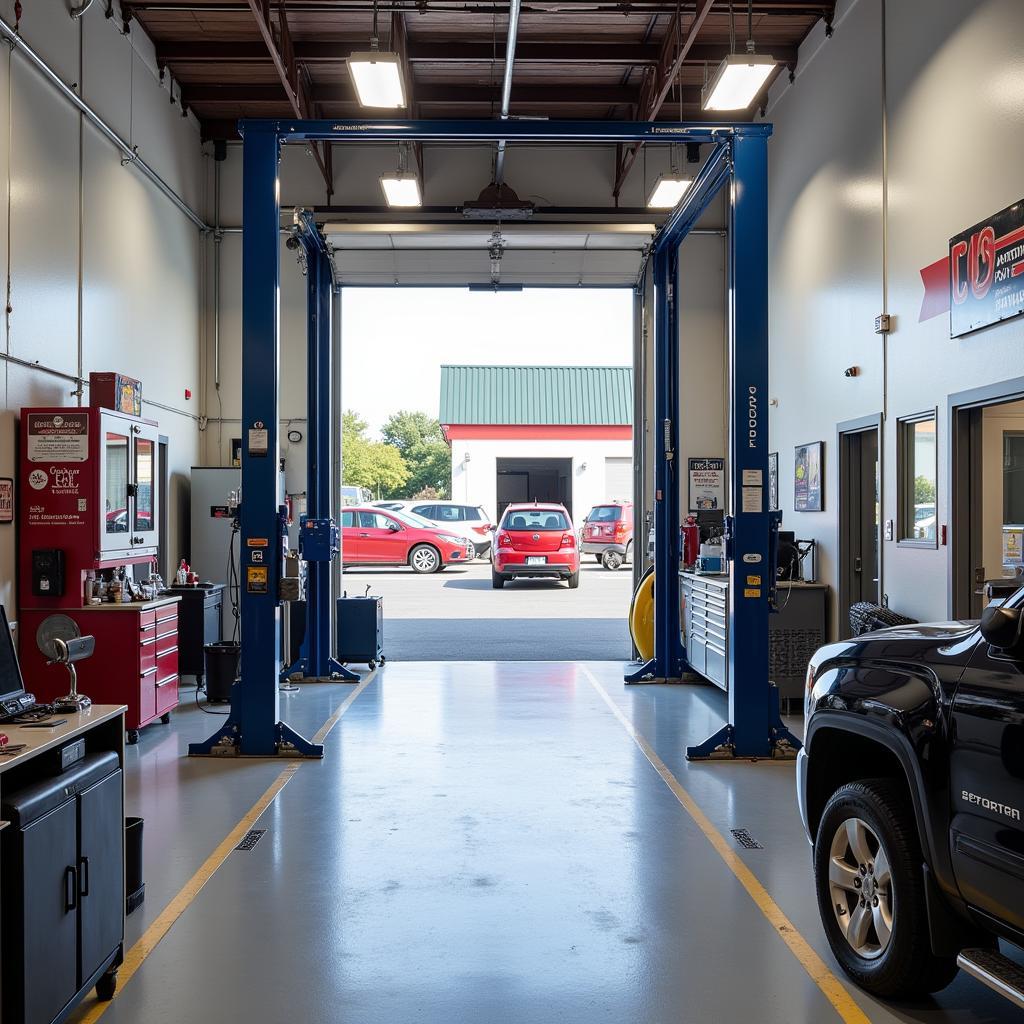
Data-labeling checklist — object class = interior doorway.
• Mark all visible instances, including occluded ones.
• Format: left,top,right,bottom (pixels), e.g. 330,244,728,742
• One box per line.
496,457,573,520
837,415,881,636
952,381,1024,618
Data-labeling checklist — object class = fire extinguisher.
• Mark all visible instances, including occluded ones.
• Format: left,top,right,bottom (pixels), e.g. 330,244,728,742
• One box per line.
681,515,700,568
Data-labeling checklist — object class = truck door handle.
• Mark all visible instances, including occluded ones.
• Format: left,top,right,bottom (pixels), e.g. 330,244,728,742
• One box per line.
64,865,79,912
358,532,369,537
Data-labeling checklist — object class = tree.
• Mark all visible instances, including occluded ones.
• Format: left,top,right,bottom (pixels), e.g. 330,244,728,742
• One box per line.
914,475,936,505
342,411,410,498
381,410,452,498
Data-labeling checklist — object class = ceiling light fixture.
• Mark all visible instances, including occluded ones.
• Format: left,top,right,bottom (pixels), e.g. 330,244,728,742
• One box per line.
701,0,776,111
647,174,693,209
380,144,421,207
647,145,692,209
347,0,407,108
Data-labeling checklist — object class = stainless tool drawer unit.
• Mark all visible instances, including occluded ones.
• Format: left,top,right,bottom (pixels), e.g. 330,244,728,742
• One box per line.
680,572,828,698
680,572,729,691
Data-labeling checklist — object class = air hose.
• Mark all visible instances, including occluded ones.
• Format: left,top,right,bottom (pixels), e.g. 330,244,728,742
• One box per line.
628,563,656,662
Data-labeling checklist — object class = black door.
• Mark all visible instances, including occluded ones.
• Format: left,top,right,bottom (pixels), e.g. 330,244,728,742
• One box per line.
78,770,124,984
950,637,1024,930
20,800,80,1023
839,425,880,634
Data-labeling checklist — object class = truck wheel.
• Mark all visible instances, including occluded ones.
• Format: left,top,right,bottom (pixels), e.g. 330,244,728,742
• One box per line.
409,544,441,574
814,779,958,997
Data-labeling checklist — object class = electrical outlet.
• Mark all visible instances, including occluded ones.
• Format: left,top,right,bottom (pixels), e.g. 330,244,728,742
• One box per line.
874,313,892,334
884,519,894,541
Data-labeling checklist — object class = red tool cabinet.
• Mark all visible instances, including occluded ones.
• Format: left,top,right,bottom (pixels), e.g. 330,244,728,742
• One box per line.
17,406,180,743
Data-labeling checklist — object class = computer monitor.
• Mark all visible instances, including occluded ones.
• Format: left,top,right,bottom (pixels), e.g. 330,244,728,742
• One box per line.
0,605,28,705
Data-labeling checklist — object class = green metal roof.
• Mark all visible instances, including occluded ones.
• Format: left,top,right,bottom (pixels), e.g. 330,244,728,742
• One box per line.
439,365,632,426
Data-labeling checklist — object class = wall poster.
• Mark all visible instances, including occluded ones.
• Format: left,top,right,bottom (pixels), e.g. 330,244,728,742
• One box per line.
688,458,725,512
794,442,823,512
950,197,1024,337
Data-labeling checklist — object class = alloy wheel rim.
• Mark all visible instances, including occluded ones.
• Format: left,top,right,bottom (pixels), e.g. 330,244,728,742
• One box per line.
827,816,894,959
414,549,436,571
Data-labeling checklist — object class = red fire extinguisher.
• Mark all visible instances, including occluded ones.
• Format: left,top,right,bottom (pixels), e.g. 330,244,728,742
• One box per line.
681,516,700,568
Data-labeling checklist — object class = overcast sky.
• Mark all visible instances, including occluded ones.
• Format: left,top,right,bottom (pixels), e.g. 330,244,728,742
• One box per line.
341,288,633,437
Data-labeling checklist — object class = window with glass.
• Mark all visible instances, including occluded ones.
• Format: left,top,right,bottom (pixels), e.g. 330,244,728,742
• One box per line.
134,437,154,533
104,432,129,534
898,412,937,545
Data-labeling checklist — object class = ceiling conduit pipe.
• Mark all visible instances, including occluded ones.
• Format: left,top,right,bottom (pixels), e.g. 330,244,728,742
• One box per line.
0,17,209,230
493,0,521,186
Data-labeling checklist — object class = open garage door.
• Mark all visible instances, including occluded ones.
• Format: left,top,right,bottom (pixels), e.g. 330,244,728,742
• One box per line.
496,457,573,521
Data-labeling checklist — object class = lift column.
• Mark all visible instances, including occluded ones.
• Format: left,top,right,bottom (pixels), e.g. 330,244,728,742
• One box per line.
687,131,800,760
190,127,323,757
282,214,357,683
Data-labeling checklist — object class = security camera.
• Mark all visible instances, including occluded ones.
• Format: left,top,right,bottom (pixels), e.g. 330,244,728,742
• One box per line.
285,235,300,251
843,366,860,378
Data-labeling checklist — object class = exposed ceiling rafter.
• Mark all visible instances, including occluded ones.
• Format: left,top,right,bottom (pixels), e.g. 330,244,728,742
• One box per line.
613,0,715,200
245,0,334,198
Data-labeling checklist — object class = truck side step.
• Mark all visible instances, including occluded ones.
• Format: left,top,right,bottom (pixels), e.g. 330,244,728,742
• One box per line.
958,948,1024,1009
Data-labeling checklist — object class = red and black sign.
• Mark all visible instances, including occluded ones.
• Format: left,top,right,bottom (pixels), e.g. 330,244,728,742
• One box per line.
949,198,1024,337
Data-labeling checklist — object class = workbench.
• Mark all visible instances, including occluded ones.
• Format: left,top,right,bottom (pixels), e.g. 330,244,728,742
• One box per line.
0,705,126,1023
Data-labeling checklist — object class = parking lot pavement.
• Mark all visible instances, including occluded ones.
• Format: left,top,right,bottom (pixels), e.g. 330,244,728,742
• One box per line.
341,559,634,662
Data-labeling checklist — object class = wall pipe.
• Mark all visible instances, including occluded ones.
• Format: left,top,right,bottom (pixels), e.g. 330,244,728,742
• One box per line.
213,158,222,388
0,18,209,231
493,0,522,185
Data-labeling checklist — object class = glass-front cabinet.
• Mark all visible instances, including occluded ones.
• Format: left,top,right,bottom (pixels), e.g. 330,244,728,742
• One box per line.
98,411,160,559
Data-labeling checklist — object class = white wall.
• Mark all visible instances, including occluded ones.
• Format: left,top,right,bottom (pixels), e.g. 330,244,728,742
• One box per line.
450,437,633,524
764,0,1024,629
0,1,205,609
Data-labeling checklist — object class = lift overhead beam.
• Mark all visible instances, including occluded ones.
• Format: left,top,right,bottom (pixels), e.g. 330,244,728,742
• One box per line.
189,117,796,763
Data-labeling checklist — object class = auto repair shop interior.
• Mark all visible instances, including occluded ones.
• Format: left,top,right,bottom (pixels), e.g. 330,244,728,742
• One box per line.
1,1,1024,1022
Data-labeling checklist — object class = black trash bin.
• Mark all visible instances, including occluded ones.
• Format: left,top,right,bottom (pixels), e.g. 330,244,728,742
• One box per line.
126,816,145,915
204,642,240,702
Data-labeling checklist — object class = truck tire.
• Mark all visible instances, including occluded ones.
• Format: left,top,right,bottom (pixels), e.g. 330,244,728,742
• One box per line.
814,779,958,997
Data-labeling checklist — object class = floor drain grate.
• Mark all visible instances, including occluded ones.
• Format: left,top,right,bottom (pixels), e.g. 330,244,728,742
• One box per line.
730,828,764,850
235,829,266,852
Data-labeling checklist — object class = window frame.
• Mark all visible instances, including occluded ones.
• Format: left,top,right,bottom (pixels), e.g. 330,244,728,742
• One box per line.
897,408,939,549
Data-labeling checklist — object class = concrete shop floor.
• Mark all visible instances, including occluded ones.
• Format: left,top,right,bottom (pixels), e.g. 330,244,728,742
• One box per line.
70,664,1019,1024
342,559,633,661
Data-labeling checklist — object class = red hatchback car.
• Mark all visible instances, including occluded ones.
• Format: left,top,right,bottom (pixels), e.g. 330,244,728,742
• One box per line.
491,503,580,589
341,506,474,573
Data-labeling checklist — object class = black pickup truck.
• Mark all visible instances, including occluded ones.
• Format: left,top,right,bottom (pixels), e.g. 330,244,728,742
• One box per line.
797,598,1024,1007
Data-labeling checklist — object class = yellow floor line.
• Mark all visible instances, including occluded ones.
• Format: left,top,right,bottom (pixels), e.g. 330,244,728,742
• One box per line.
313,668,377,744
77,677,377,1023
580,666,872,1024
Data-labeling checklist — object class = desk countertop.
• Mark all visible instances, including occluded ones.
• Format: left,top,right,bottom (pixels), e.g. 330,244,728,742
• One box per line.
74,596,181,613
0,704,126,776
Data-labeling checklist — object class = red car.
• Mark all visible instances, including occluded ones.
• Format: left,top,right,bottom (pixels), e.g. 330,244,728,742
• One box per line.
341,506,474,574
491,503,580,589
580,501,634,570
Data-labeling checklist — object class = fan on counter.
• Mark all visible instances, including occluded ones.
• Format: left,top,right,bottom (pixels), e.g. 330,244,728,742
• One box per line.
36,614,95,711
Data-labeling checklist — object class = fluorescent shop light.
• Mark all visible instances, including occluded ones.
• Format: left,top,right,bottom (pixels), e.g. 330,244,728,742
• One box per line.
647,176,693,209
380,174,422,208
346,51,407,109
701,53,776,111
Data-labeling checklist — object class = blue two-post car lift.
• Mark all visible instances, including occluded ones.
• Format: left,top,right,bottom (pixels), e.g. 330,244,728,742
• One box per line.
190,117,800,761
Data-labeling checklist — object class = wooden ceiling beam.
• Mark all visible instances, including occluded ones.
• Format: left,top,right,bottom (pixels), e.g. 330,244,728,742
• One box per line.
613,0,715,199
157,39,796,67
245,0,333,197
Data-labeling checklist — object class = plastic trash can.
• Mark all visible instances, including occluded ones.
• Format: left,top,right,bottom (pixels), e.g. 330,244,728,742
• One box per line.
204,641,240,702
125,816,145,915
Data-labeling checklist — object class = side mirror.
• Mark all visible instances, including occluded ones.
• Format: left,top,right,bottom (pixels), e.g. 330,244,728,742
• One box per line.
387,521,401,532
981,605,1024,651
